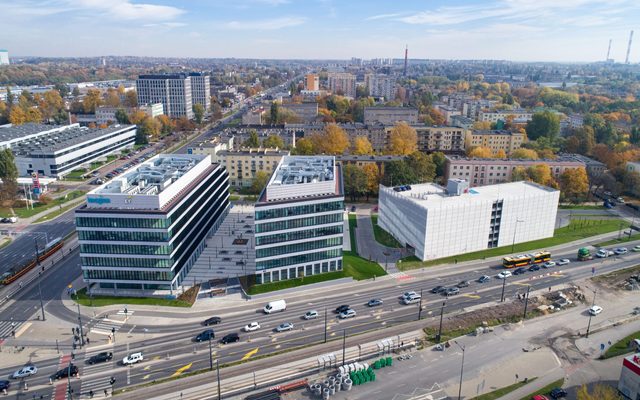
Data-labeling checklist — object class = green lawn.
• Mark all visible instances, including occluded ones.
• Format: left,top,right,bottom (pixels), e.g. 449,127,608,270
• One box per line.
602,330,640,359
559,204,605,210
519,378,564,400
471,378,537,400
247,251,386,295
72,288,192,307
348,213,358,254
399,219,625,270
0,190,86,219
33,201,82,223
229,195,240,201
371,214,402,248
64,169,89,181
595,233,640,247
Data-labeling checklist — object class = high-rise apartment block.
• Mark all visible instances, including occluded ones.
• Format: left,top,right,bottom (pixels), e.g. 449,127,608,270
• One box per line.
0,50,9,65
253,156,344,285
189,72,211,111
305,74,320,91
364,73,396,100
328,72,356,98
136,74,194,119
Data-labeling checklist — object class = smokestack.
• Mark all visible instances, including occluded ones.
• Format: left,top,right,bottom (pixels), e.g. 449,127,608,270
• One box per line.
403,45,408,76
626,30,634,64
606,39,612,61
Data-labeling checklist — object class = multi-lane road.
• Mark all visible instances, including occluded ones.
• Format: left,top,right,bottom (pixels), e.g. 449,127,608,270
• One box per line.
2,242,639,399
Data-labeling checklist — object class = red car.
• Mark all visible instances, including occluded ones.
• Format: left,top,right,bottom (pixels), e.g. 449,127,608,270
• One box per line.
532,395,550,400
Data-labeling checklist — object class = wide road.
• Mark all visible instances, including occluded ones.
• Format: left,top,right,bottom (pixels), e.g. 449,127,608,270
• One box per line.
1,247,639,399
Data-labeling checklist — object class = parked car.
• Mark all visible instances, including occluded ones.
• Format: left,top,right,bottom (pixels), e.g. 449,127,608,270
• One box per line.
195,329,215,342
220,333,240,344
203,316,222,326
304,310,319,320
550,387,568,398
497,271,512,279
339,309,356,319
87,352,113,365
244,322,261,332
557,259,571,266
542,261,556,268
532,395,550,400
367,298,383,307
50,365,78,380
276,323,294,332
11,365,37,379
1,217,17,223
445,287,460,296
122,352,143,365
430,286,445,294
614,247,628,255
589,305,603,316
456,281,470,288
335,305,350,314
513,267,527,275
477,275,490,283
528,264,541,272
0,381,9,391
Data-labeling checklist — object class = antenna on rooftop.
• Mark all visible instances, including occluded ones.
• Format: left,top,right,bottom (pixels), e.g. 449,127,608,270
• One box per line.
606,39,612,62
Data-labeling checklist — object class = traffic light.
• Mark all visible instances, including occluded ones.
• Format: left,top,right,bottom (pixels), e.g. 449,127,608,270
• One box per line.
109,377,116,385
111,327,115,334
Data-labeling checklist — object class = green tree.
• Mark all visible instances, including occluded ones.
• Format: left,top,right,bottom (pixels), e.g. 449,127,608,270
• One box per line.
406,151,436,182
54,83,69,98
250,171,271,195
430,152,446,179
243,130,260,148
0,148,19,201
525,111,560,141
71,86,81,98
270,102,279,125
382,160,415,186
293,137,314,155
193,103,205,124
262,135,285,148
559,167,589,203
115,108,129,124
343,164,368,201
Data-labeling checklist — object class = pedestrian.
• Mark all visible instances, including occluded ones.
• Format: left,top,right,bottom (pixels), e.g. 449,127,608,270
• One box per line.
548,287,551,292
89,389,94,398
104,389,108,397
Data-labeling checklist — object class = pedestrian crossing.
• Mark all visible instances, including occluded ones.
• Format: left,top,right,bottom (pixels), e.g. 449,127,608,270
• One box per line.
389,272,414,281
90,318,123,336
116,310,134,316
79,354,116,399
0,320,23,338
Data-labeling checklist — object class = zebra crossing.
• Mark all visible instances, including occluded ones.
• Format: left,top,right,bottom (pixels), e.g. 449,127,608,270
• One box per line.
0,320,23,338
90,318,124,336
78,350,116,399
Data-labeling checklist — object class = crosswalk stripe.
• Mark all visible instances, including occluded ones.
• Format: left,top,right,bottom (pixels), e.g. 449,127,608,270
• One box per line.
0,321,23,338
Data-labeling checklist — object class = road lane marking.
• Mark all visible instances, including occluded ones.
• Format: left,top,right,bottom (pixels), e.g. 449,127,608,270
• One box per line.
241,348,259,361
170,362,192,378
143,365,151,371
513,282,531,286
462,294,480,299
142,374,151,380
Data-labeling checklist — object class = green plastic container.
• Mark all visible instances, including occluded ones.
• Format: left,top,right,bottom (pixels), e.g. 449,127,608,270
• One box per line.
386,356,393,366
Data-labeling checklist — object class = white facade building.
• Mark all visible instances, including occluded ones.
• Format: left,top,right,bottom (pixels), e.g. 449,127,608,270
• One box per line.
364,73,396,100
327,72,356,98
188,72,211,111
136,74,193,119
0,50,9,65
378,180,559,261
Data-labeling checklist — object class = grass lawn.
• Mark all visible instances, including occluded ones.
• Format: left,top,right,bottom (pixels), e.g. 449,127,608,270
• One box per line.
471,378,537,400
64,169,89,181
595,233,640,247
399,219,625,270
371,214,402,248
559,204,605,210
602,330,640,359
518,378,564,400
72,288,192,307
1,190,86,219
229,195,240,201
33,201,82,223
349,213,358,254
247,251,386,295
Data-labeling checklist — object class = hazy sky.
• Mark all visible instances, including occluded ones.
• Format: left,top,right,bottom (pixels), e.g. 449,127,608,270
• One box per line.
1,0,639,62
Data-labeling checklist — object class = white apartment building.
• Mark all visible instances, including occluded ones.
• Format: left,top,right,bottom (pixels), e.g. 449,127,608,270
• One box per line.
327,72,356,98
95,103,163,125
479,109,533,123
0,50,9,65
189,72,211,111
136,74,194,119
378,180,559,261
364,73,396,100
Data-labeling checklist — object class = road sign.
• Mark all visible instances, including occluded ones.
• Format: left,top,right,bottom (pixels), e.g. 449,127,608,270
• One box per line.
601,343,605,351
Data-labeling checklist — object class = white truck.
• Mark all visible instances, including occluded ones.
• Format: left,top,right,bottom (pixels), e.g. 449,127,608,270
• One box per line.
122,352,143,365
263,299,286,314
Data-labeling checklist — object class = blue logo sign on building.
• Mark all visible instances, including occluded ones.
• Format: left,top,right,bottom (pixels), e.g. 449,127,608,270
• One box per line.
87,197,111,205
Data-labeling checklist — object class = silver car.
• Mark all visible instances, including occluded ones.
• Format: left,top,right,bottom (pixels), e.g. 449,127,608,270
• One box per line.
276,322,294,332
12,365,37,379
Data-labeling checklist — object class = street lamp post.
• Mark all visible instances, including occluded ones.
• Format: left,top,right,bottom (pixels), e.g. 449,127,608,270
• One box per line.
500,277,507,302
216,359,221,400
522,285,531,320
511,219,524,253
436,301,445,343
454,341,466,400
342,329,346,366
586,289,597,338
208,337,213,371
324,307,327,344
417,289,424,321
76,303,85,347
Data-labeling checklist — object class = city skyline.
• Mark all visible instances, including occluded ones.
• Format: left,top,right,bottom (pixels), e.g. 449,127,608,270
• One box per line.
0,0,639,62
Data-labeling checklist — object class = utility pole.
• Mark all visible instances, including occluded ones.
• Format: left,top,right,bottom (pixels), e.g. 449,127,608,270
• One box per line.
67,361,73,399
208,337,213,370
417,289,423,320
522,285,531,320
324,307,327,344
500,277,507,302
586,289,597,338
342,329,346,366
436,301,445,343
216,359,221,400
76,303,85,347
35,239,45,321
455,341,466,400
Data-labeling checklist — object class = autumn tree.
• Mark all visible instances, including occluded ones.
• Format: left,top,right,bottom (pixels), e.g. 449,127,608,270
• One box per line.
250,171,271,195
127,110,147,125
511,148,539,160
293,137,314,155
352,136,374,155
0,149,18,201
193,103,205,124
559,167,589,203
624,171,640,196
39,90,65,122
388,122,417,155
311,124,350,155
343,164,368,201
527,165,557,187
472,121,492,130
211,103,223,121
83,89,102,114
494,149,507,159
243,130,260,148
262,135,284,148
406,151,436,182
175,117,195,132
576,384,622,400
124,90,138,107
467,146,493,158
9,107,27,125
526,110,560,141
156,115,174,136
572,126,596,155
362,163,380,199
512,166,528,182
105,88,120,107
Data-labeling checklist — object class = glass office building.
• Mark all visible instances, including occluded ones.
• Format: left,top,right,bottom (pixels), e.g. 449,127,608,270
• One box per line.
254,156,344,284
76,154,229,294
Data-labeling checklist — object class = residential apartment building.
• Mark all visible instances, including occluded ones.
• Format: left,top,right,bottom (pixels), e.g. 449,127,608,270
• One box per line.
478,109,533,123
435,104,462,124
242,108,265,125
336,154,403,175
385,125,467,153
4,123,136,178
364,73,396,100
327,72,356,98
253,156,344,285
305,74,319,91
444,154,590,187
76,154,230,294
378,180,559,261
465,130,526,154
450,115,474,130
280,102,319,123
219,148,290,188
189,72,211,111
0,50,9,65
363,107,418,125
136,74,194,119
95,103,163,125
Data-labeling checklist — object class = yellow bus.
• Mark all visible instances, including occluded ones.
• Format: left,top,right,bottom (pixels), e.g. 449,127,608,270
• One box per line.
502,251,551,268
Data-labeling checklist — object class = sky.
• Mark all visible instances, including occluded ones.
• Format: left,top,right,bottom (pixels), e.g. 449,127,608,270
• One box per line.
1,0,639,62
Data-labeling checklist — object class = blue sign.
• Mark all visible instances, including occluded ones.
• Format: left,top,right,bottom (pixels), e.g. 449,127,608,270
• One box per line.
187,148,193,154
601,343,605,351
87,197,111,205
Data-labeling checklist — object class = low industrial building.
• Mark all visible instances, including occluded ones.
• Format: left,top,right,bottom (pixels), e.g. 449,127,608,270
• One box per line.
254,156,344,285
2,123,136,178
76,154,230,295
378,180,559,261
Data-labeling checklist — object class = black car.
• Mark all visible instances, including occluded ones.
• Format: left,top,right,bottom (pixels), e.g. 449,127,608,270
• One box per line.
528,264,541,272
203,316,222,326
195,329,215,342
87,352,112,365
220,333,239,344
50,365,79,380
550,388,567,398
335,305,350,314
513,267,527,275
0,380,9,391
431,286,446,294
456,281,470,288
477,275,490,283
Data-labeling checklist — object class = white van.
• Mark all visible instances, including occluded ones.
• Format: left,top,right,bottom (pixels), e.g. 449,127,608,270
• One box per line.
263,299,287,314
402,294,421,305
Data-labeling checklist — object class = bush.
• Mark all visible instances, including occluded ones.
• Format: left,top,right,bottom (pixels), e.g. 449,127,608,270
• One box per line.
37,194,52,205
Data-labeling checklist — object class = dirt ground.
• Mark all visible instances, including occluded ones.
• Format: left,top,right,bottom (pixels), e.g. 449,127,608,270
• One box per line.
593,264,640,291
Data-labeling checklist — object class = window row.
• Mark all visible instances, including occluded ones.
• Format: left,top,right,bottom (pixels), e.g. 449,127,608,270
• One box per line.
81,256,173,268
80,243,172,255
255,225,342,246
256,259,342,284
255,200,343,221
78,230,169,242
84,269,173,282
256,237,342,259
76,217,169,229
254,213,343,234
256,248,342,270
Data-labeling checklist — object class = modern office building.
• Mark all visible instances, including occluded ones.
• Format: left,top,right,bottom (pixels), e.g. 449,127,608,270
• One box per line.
0,50,9,65
327,72,356,98
364,73,396,100
136,74,194,119
465,130,526,154
2,123,136,178
253,156,344,285
189,72,211,111
363,106,418,125
76,154,230,295
378,180,559,261
305,74,320,91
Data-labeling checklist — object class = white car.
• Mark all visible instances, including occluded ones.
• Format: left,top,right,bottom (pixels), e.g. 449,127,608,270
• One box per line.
614,247,628,255
633,245,640,252
497,271,512,279
122,352,143,365
276,322,294,332
400,291,417,300
596,249,613,258
12,365,37,379
304,310,318,320
557,259,571,266
543,261,556,268
589,305,603,316
244,322,261,332
339,309,357,319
